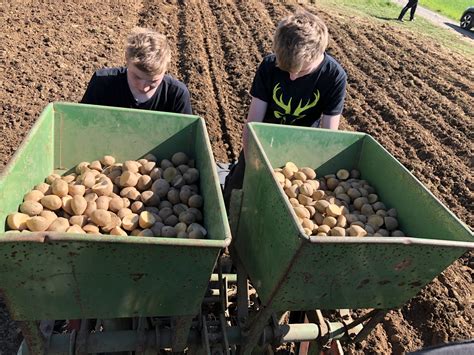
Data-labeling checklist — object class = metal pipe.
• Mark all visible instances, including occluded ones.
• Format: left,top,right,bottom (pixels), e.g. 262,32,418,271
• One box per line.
44,323,342,353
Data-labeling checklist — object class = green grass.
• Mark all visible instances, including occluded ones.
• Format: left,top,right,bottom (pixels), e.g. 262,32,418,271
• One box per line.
316,0,474,57
420,0,471,22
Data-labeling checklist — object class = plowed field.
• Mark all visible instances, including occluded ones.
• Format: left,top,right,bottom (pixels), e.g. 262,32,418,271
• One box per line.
0,0,472,353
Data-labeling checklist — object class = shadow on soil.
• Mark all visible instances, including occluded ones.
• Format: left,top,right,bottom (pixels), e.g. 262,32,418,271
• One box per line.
445,23,474,40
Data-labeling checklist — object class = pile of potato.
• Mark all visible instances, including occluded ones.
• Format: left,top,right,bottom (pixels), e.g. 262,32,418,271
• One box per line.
274,162,405,237
6,153,207,239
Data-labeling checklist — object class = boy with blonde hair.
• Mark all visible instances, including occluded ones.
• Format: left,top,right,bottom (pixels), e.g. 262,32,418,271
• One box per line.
224,11,347,206
81,27,192,114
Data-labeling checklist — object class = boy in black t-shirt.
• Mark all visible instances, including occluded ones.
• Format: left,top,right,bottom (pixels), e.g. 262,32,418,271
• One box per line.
81,27,192,114
224,11,347,206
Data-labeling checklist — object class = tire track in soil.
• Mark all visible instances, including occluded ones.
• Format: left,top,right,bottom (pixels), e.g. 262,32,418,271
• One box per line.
206,0,266,158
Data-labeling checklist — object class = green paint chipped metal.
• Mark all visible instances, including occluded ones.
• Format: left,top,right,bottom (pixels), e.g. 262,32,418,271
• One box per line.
0,102,231,320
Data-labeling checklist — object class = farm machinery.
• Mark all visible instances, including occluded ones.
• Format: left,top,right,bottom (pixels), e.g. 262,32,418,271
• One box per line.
0,103,472,354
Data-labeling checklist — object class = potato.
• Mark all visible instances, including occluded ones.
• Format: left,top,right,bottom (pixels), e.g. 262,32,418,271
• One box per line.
274,172,285,184
151,222,164,236
90,209,111,227
360,204,375,216
384,216,399,231
83,224,100,234
92,178,113,196
84,201,97,217
336,215,347,228
137,175,152,191
158,207,173,220
368,215,384,229
300,167,316,180
67,225,85,234
48,217,70,232
298,194,312,206
84,192,98,202
160,159,174,170
151,179,170,198
62,196,74,215
167,189,181,205
122,213,139,231
171,175,185,189
35,182,51,195
322,216,337,228
120,171,139,188
102,213,122,233
81,171,96,188
170,152,188,166
40,195,65,211
317,225,331,234
293,171,307,182
188,195,203,209
326,204,343,217
117,207,133,219
7,213,30,231
368,194,378,204
69,215,88,227
314,200,329,213
187,223,207,237
164,214,179,227
347,225,367,237
139,211,156,229
138,229,154,237
110,226,128,236
173,204,188,216
20,201,43,216
149,167,161,180
123,160,139,173
183,168,199,184
312,190,325,201
96,196,111,210
179,211,196,225
46,173,61,184
24,190,44,202
163,167,178,183
299,183,313,197
68,184,86,197
175,222,188,233
161,226,177,238
141,190,160,206
139,161,156,175
336,169,350,180
326,177,339,190
330,227,346,236
109,197,124,212
294,206,310,219
101,155,116,167
71,195,87,215
26,216,50,231
40,210,57,223
179,188,193,204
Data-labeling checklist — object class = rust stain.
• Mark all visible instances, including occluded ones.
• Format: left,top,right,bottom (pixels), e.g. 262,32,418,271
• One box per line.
130,273,146,281
394,258,412,271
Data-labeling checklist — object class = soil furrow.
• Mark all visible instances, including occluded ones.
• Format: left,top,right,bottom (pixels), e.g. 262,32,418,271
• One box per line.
195,0,241,161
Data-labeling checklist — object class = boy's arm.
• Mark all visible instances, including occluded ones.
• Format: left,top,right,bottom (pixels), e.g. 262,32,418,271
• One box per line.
243,96,268,158
319,114,341,130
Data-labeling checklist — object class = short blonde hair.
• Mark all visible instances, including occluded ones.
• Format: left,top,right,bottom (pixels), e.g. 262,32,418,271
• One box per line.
273,11,328,73
125,27,171,75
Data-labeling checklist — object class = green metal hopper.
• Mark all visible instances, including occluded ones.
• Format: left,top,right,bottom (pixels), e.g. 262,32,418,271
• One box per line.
0,102,231,321
234,123,473,312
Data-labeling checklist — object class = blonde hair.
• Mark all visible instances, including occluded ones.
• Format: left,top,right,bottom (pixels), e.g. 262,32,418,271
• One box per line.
273,11,328,73
125,27,171,75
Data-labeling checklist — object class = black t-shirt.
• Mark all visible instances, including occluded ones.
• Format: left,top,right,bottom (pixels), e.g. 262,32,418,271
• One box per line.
81,67,192,114
250,53,347,126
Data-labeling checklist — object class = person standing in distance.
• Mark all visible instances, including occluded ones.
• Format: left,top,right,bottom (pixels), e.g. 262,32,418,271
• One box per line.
398,0,419,22
81,27,192,114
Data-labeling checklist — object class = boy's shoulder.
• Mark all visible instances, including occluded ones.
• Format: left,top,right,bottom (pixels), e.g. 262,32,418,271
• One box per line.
163,74,189,93
322,54,346,79
95,66,127,78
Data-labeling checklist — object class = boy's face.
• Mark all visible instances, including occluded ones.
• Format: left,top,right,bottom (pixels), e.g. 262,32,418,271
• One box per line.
127,62,165,102
288,55,324,81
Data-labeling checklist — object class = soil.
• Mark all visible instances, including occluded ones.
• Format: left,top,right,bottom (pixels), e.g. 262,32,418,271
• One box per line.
0,0,472,354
